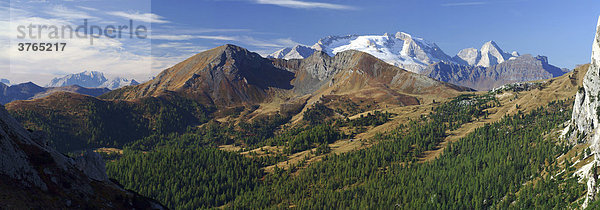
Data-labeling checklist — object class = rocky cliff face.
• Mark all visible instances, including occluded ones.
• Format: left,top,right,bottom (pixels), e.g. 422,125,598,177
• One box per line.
0,104,165,208
568,16,600,208
425,54,567,90
572,18,600,139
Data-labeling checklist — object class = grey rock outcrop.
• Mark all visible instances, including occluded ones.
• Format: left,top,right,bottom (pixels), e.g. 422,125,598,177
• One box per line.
273,50,355,95
0,103,166,208
0,105,50,191
567,16,600,208
74,150,109,181
572,17,600,140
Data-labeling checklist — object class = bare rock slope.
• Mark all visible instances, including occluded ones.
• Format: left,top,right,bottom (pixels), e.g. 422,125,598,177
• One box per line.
0,104,165,209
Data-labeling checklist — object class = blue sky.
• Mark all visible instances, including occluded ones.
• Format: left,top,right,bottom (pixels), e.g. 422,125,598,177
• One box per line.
150,0,599,68
2,0,600,84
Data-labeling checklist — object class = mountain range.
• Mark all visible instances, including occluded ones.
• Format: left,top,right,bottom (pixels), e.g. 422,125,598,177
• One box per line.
269,32,568,90
1,24,594,208
102,44,467,106
6,44,468,154
424,54,569,90
0,82,110,105
46,71,139,90
0,71,140,104
0,39,593,208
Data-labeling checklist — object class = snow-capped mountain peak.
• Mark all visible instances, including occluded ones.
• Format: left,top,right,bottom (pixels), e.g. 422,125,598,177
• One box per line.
478,40,510,67
455,48,481,66
270,32,454,74
47,71,139,90
99,77,140,90
268,45,315,60
453,41,518,68
270,33,523,74
47,70,108,88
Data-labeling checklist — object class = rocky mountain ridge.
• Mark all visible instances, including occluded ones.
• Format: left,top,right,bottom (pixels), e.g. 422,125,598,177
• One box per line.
47,70,139,90
454,40,518,67
103,44,467,107
425,54,568,90
270,32,567,90
271,32,453,74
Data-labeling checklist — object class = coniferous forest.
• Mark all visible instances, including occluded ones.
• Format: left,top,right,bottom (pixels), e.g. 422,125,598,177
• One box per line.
96,94,585,209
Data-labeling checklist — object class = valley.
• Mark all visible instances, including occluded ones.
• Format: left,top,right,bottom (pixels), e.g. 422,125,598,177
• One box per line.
3,1,599,209
2,41,595,209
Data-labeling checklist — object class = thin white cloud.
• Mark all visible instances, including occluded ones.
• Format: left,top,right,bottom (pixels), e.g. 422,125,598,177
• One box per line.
255,0,355,10
44,5,97,20
2,14,155,85
107,11,169,23
76,6,99,11
441,2,486,6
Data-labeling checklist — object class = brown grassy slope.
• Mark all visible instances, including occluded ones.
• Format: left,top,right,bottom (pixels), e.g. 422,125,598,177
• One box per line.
420,64,587,162
278,50,470,124
248,64,587,172
101,44,295,106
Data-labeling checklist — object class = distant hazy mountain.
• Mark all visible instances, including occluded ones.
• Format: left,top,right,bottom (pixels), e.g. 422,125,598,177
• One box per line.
100,77,139,89
424,54,569,90
47,71,138,90
0,82,109,104
47,71,108,88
